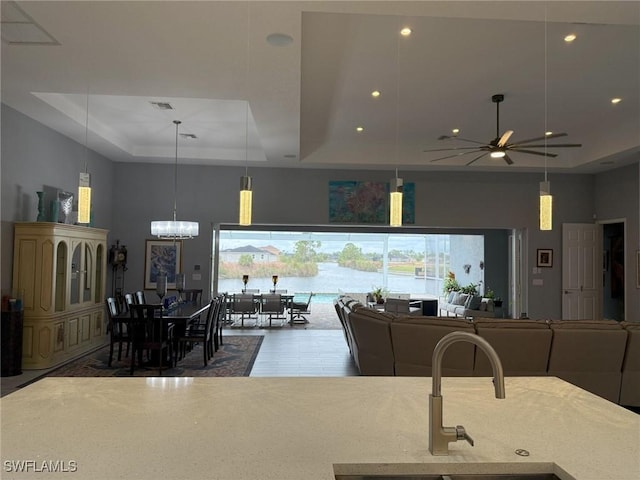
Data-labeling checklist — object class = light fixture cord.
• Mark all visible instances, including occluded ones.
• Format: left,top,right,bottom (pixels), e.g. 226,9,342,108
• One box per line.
173,120,180,222
544,6,548,183
245,0,250,178
395,18,400,180
84,93,89,173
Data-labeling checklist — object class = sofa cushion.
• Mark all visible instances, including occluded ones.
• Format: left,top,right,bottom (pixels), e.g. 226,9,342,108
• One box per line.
446,291,456,303
452,292,469,306
480,298,494,312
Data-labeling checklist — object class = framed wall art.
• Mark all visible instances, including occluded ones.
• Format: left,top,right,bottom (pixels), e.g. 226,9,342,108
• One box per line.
144,240,182,289
536,248,553,268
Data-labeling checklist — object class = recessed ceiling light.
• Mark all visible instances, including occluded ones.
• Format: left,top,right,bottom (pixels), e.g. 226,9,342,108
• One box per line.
371,90,381,98
564,34,577,43
545,131,553,136
400,27,412,37
356,126,364,133
452,128,460,135
266,33,293,47
611,97,622,104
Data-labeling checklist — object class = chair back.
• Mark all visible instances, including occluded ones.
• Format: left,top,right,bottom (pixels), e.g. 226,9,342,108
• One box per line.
261,293,284,314
233,293,257,314
130,304,163,343
293,292,313,308
135,290,146,304
244,288,260,294
124,293,135,307
385,297,411,314
182,289,203,303
106,297,119,317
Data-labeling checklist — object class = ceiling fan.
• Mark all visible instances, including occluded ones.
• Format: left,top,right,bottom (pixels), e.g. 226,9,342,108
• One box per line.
424,94,582,166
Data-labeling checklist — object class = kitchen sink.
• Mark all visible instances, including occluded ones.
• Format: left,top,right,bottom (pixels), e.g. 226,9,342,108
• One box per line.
335,475,561,480
333,463,572,480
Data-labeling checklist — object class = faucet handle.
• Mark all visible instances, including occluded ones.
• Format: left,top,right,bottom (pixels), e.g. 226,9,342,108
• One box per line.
456,425,474,446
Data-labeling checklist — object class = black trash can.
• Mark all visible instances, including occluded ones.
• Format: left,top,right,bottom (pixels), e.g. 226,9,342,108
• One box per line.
1,310,24,376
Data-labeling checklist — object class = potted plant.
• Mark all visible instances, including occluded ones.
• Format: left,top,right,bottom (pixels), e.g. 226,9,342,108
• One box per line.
459,283,479,296
371,286,388,304
485,288,502,307
442,272,461,294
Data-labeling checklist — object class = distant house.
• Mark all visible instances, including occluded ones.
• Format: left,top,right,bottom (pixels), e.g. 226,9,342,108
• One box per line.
219,245,279,263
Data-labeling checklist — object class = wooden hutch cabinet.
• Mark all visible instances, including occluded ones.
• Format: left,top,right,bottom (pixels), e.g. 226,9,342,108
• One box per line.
12,222,109,369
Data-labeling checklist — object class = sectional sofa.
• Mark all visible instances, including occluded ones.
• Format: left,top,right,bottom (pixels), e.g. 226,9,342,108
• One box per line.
438,290,497,318
334,296,639,407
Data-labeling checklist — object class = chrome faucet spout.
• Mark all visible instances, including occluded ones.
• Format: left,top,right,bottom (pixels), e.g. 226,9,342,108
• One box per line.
429,331,505,455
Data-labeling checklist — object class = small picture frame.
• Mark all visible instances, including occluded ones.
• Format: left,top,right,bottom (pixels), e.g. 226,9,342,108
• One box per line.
144,240,183,289
537,249,553,268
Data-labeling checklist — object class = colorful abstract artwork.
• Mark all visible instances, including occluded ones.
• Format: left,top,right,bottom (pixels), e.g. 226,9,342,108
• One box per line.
144,240,182,289
328,181,415,224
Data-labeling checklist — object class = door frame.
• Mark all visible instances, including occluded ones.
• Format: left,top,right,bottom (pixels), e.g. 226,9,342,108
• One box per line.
597,217,627,321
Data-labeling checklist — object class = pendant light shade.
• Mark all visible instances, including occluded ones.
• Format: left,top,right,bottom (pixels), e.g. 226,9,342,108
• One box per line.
539,180,552,231
151,120,199,239
239,175,253,226
389,177,403,227
78,172,91,224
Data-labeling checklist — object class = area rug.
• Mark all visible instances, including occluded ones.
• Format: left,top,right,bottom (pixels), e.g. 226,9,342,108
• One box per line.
19,335,263,386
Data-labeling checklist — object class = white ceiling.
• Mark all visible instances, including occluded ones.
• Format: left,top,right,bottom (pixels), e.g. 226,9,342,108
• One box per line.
2,1,639,174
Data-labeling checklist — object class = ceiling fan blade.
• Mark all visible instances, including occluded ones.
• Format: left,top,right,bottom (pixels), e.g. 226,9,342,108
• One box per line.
497,130,514,147
430,150,483,162
423,146,482,153
439,135,488,145
510,143,582,148
465,152,488,166
503,154,514,165
512,132,568,145
510,148,558,158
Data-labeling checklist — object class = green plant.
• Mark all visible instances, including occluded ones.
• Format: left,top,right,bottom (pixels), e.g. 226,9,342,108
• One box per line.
459,283,479,296
442,272,461,293
371,286,388,303
484,288,495,299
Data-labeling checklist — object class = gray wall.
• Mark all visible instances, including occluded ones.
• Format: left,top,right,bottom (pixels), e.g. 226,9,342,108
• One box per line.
1,104,115,294
3,103,639,320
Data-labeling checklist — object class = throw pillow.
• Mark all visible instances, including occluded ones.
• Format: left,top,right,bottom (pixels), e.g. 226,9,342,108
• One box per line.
446,291,456,303
467,295,482,310
479,299,488,311
453,293,469,306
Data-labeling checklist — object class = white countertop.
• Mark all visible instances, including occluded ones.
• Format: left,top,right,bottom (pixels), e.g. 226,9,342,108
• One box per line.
1,376,638,479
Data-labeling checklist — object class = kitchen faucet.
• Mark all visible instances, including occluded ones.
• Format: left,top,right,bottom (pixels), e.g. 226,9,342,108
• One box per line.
429,331,505,455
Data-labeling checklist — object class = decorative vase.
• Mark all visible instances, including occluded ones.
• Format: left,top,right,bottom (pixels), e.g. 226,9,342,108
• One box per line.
156,273,167,303
271,275,278,293
50,200,59,222
36,191,46,221
242,275,249,293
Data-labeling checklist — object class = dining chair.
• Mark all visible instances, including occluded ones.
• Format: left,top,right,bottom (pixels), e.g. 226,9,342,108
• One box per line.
105,297,130,366
177,298,218,366
124,293,135,308
135,290,146,304
290,292,314,324
232,293,258,327
260,293,286,327
213,294,226,351
129,304,174,375
182,289,203,304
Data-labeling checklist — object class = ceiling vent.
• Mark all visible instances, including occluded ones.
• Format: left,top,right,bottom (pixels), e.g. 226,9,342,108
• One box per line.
150,101,174,110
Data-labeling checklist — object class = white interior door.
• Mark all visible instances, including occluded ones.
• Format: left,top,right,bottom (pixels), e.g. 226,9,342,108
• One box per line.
562,223,600,319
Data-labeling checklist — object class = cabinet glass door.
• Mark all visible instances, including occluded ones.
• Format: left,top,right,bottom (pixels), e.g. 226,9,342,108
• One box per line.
70,244,81,305
83,244,93,303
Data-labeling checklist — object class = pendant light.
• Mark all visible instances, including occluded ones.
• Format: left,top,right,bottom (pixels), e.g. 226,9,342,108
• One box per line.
77,94,91,224
150,120,199,239
539,10,552,231
390,22,403,227
239,3,253,226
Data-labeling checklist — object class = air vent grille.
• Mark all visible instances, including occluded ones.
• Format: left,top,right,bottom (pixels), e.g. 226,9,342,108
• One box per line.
150,101,174,110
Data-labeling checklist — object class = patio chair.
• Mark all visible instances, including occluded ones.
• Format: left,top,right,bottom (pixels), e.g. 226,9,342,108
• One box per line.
260,293,286,327
290,292,313,324
232,293,258,327
384,297,422,316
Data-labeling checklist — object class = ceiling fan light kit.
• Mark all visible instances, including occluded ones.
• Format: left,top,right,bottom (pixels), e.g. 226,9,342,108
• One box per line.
425,93,581,166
